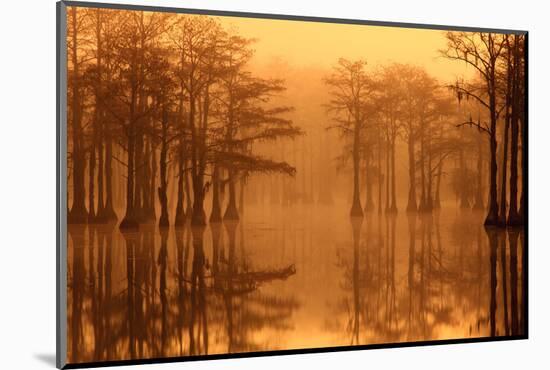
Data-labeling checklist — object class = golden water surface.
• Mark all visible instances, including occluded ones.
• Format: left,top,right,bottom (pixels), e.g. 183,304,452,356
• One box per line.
67,204,525,364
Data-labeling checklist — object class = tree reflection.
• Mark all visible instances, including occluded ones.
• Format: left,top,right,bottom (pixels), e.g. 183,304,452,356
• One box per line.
67,220,298,363
66,209,524,364
330,212,525,346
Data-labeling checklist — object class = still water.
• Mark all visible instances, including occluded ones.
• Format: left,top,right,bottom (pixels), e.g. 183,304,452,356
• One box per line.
67,204,525,363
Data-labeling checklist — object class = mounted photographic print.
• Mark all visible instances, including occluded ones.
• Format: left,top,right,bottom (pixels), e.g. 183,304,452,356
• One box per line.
56,1,528,368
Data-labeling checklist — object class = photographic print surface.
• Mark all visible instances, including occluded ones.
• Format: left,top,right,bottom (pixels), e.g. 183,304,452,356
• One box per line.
61,2,527,367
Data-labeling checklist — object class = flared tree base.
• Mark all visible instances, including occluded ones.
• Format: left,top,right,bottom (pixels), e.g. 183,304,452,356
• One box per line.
507,210,523,227
350,202,363,217
364,201,375,213
174,207,186,227
387,205,398,214
484,208,500,226
119,215,139,230
191,208,207,226
68,207,88,224
158,211,170,228
406,202,417,213
210,208,222,223
224,204,240,221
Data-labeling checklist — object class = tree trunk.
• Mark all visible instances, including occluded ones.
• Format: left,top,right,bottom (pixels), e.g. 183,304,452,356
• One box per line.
150,140,157,221
120,80,139,230
133,121,145,223
68,7,88,224
350,120,363,217
224,170,240,220
103,135,117,222
96,123,105,220
174,145,186,226
239,176,246,217
508,36,522,226
88,125,96,221
498,103,510,225
385,131,390,212
190,86,210,226
158,106,169,227
419,120,427,212
94,11,105,222
406,135,417,212
426,132,433,212
485,67,500,226
434,158,443,209
389,136,398,213
210,166,222,223
364,149,374,212
378,129,383,214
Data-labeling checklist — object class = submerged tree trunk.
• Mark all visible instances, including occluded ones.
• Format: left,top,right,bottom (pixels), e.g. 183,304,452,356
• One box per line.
485,115,500,225
364,149,374,212
426,132,433,212
174,146,186,226
485,66,500,226
103,136,117,222
150,141,157,221
434,158,443,209
158,105,169,227
378,129,383,214
239,176,246,218
190,86,211,226
68,6,88,224
88,121,97,221
388,137,398,213
185,166,193,217
385,130,390,213
350,119,363,217
498,103,510,226
419,120,427,212
120,81,139,230
406,135,417,212
133,122,145,223
96,123,105,221
518,115,525,224
508,35,522,226
94,12,105,222
210,166,222,223
224,170,240,220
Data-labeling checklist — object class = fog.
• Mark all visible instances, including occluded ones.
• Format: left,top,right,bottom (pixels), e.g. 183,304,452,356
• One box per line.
65,6,526,364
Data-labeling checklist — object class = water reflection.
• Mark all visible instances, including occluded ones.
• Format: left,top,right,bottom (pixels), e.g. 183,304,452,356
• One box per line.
67,206,524,363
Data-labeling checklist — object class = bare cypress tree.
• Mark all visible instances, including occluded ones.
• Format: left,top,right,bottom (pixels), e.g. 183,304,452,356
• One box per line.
325,59,374,217
441,32,507,226
67,6,89,224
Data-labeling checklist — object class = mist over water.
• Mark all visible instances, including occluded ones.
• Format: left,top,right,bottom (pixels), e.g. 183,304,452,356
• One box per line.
67,202,524,363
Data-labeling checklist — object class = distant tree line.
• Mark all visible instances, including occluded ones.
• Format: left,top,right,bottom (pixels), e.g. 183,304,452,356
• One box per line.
324,32,525,227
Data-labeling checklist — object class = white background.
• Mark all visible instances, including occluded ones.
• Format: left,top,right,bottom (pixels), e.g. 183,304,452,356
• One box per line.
0,0,547,368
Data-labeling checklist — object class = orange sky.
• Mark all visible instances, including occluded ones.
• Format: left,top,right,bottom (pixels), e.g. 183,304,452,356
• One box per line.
215,15,475,82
